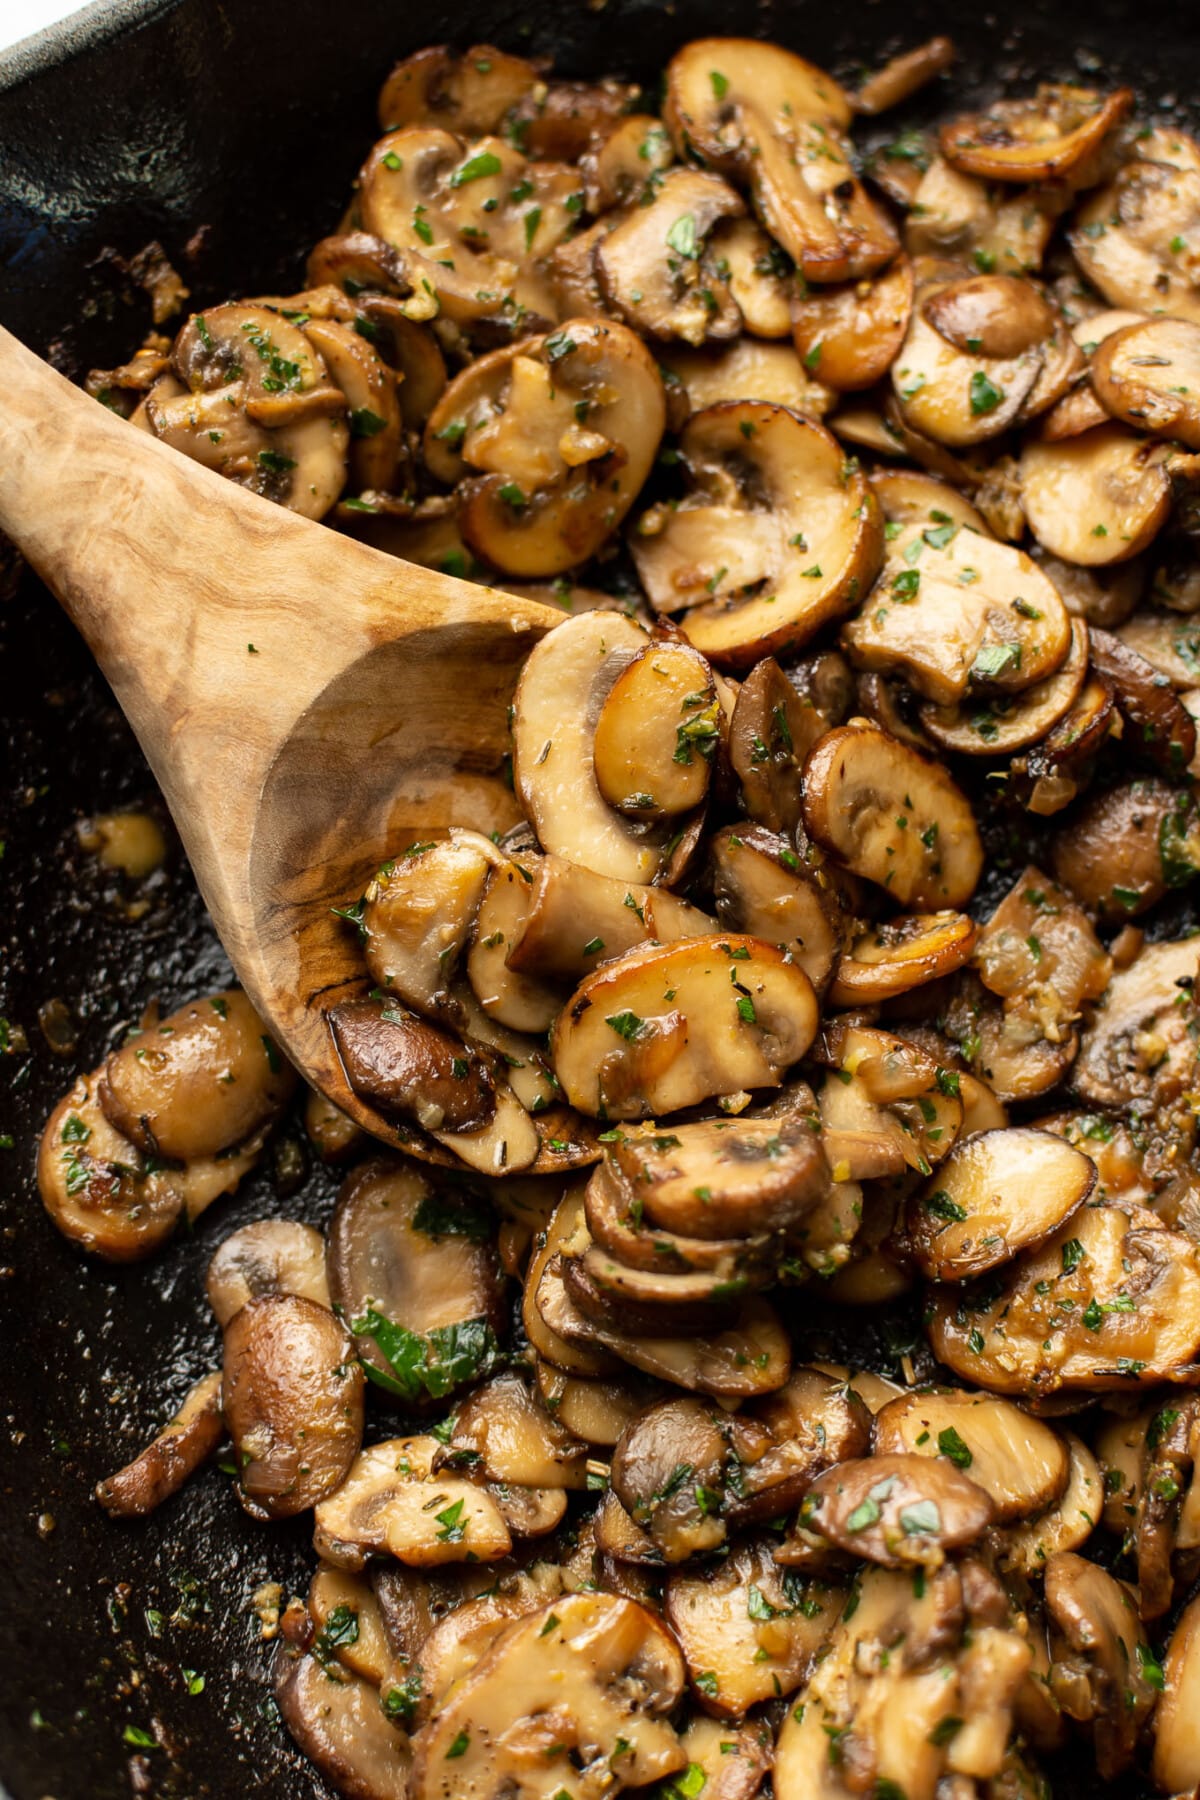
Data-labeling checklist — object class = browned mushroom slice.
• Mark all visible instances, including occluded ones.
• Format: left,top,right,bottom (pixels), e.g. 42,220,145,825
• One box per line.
274,1638,411,1800
206,1220,330,1327
408,1593,686,1798
1074,935,1200,1113
551,933,818,1119
412,1566,569,1719
566,1244,751,1337
1012,674,1116,817
360,833,498,1022
304,1088,364,1162
905,155,1057,274
1052,778,1200,921
314,1437,513,1570
581,114,674,213
903,1126,1097,1282
1089,626,1198,774
709,824,844,994
330,994,497,1124
596,167,744,346
671,1716,771,1800
710,217,793,339
1070,128,1200,326
1117,610,1200,688
632,401,883,670
377,43,539,136
608,1113,828,1242
928,1200,1200,1394
854,36,955,114
874,1388,1069,1521
223,1294,364,1520
726,657,830,833
869,466,989,533
445,1368,588,1489
305,1565,403,1690
301,315,403,491
802,1452,994,1569
592,639,718,817
972,860,1111,1057
99,989,295,1162
830,911,977,1005
666,1541,843,1717
1020,424,1181,565
802,720,983,907
95,1370,223,1519
173,302,342,426
843,523,1071,707
504,856,712,988
818,1023,962,1178
584,1160,768,1282
664,38,897,283
1092,316,1200,448
1045,1552,1159,1780
609,1397,738,1561
921,615,1089,755
326,1159,503,1403
463,852,559,1034
1154,1591,1200,1793
661,337,835,417
941,85,1132,184
523,1186,620,1378
791,256,914,392
999,1432,1102,1574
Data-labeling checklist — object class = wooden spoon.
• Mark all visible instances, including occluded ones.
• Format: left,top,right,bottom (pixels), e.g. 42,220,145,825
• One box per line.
0,322,568,1158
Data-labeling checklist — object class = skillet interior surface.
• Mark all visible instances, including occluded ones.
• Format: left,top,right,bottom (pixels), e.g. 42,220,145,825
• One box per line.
0,0,1193,1793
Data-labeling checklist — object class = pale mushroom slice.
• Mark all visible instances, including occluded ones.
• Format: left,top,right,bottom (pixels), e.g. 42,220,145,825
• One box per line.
802,1452,995,1569
902,1126,1097,1282
595,166,745,345
921,614,1089,755
445,1369,589,1490
95,1369,224,1519
408,1594,686,1799
550,933,818,1119
665,1540,843,1717
671,1716,771,1800
874,1388,1069,1522
802,720,984,907
817,1023,962,1179
313,1438,513,1571
1051,778,1200,921
842,523,1072,707
1044,1553,1159,1781
580,113,675,213
631,401,883,669
869,467,989,534
1092,316,1200,448
222,1294,365,1521
325,1159,504,1403
927,1200,1200,1394
523,1185,621,1379
305,1086,364,1162
607,1112,829,1241
206,1220,330,1326
1070,130,1200,327
1116,609,1200,688
465,852,560,1033
830,911,977,1005
790,255,915,391
566,1237,763,1335
663,38,898,283
306,1566,400,1687
660,337,835,417
1020,424,1181,565
1154,1590,1200,1794
412,1566,570,1721
940,84,1133,184
274,1640,411,1800
513,609,681,886
504,855,714,986
360,831,500,1022
1074,935,1200,1112
710,216,793,338
709,823,844,995
998,1433,1102,1574
592,638,719,818
904,155,1057,275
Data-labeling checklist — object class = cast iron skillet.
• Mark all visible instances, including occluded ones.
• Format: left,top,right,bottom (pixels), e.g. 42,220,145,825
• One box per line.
0,1,1190,1794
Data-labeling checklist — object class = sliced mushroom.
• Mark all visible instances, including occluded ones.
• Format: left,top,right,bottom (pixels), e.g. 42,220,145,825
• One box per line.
307,1566,399,1686
802,720,984,907
464,852,560,1033
595,167,744,345
377,44,539,137
551,933,818,1119
830,911,977,1005
1089,625,1198,774
1044,1552,1159,1780
941,85,1132,184
928,1200,1200,1394
581,113,675,213
631,401,884,669
1051,779,1200,920
1011,674,1116,816
524,1186,620,1378
408,1593,686,1798
709,824,844,994
1117,608,1200,687
1020,425,1180,565
566,1242,752,1336
606,1112,828,1243
95,1370,224,1519
874,1388,1069,1521
671,1715,771,1800
1091,316,1200,448
905,155,1056,275
361,833,499,1022
592,638,718,817
726,656,831,834
444,1369,588,1489
274,1638,411,1800
971,861,1111,1071
206,1220,330,1327
802,1452,994,1569
222,1293,364,1520
869,466,989,533
843,522,1071,707
412,1566,569,1719
326,1159,503,1403
609,1397,739,1561
98,989,295,1162
314,1437,513,1570
999,1432,1102,1574
305,1088,365,1162
711,216,794,338
585,1158,772,1281
1070,129,1200,327
666,1540,843,1716
504,855,713,987
533,1362,652,1446
660,337,835,417
920,614,1089,755
902,1126,1097,1282
1154,1590,1200,1794
301,315,403,491
664,38,898,282
791,255,914,391
817,1022,962,1179
1074,934,1200,1111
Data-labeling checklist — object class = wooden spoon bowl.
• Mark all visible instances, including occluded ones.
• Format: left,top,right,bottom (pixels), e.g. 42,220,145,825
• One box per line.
0,323,563,1153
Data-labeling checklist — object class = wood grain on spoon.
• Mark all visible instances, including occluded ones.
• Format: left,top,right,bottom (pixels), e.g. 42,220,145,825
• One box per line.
0,322,563,1151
